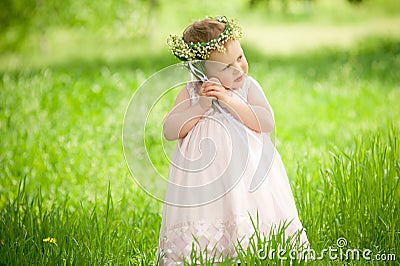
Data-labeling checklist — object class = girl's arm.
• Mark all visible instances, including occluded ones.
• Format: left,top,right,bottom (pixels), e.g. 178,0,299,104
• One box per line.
204,78,274,133
163,86,212,140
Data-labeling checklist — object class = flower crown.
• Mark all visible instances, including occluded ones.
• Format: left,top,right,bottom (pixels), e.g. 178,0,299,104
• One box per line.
167,16,243,61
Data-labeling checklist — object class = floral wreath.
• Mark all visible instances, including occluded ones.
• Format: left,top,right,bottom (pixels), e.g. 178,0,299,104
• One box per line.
167,16,243,61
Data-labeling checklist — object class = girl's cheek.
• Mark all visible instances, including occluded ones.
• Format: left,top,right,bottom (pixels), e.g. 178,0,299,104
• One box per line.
242,63,248,75
241,57,249,74
220,74,232,87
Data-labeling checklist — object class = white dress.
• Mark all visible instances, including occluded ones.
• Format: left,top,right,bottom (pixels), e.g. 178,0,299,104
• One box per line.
157,76,309,265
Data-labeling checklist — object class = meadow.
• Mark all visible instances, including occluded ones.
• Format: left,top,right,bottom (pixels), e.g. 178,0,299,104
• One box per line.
1,0,399,264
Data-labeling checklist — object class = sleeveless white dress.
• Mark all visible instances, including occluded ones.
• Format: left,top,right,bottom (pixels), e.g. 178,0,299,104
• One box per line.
157,76,309,265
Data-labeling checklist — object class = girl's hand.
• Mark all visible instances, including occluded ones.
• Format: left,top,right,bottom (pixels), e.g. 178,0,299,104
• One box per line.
198,83,213,110
201,78,233,107
198,78,220,110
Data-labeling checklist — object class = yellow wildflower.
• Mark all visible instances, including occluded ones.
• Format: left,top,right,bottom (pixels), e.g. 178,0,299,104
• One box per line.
43,237,56,243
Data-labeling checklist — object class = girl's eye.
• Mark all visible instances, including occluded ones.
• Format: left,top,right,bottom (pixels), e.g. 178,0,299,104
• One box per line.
223,65,231,71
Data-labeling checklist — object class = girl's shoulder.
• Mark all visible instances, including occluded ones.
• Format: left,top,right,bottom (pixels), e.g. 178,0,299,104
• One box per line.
185,80,202,97
238,75,262,96
170,81,200,107
245,75,267,94
245,75,262,89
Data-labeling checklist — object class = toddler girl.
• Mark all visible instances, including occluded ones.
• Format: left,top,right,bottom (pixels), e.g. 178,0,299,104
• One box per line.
157,16,309,265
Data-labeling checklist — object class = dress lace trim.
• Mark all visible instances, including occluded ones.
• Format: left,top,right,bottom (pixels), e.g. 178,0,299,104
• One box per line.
157,214,306,265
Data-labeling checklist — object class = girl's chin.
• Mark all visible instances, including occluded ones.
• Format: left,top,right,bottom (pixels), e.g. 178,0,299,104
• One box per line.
229,85,241,90
222,79,244,90
232,80,244,89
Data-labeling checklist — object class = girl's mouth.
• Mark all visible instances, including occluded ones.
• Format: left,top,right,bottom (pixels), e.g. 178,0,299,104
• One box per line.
234,75,243,82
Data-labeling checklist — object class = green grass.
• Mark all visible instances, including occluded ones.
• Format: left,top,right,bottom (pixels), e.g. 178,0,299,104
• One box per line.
1,127,398,264
0,180,161,265
1,37,399,265
295,125,400,261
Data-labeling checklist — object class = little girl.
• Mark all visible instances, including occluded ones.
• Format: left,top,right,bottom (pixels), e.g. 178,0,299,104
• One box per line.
157,16,309,265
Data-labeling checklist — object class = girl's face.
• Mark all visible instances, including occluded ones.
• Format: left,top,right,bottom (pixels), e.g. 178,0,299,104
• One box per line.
205,40,248,89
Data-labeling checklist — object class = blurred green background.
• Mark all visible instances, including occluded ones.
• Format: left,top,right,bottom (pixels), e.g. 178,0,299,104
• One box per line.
1,0,399,264
1,0,400,69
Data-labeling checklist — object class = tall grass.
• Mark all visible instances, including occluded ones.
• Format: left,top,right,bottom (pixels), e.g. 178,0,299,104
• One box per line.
0,180,161,265
294,125,399,263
